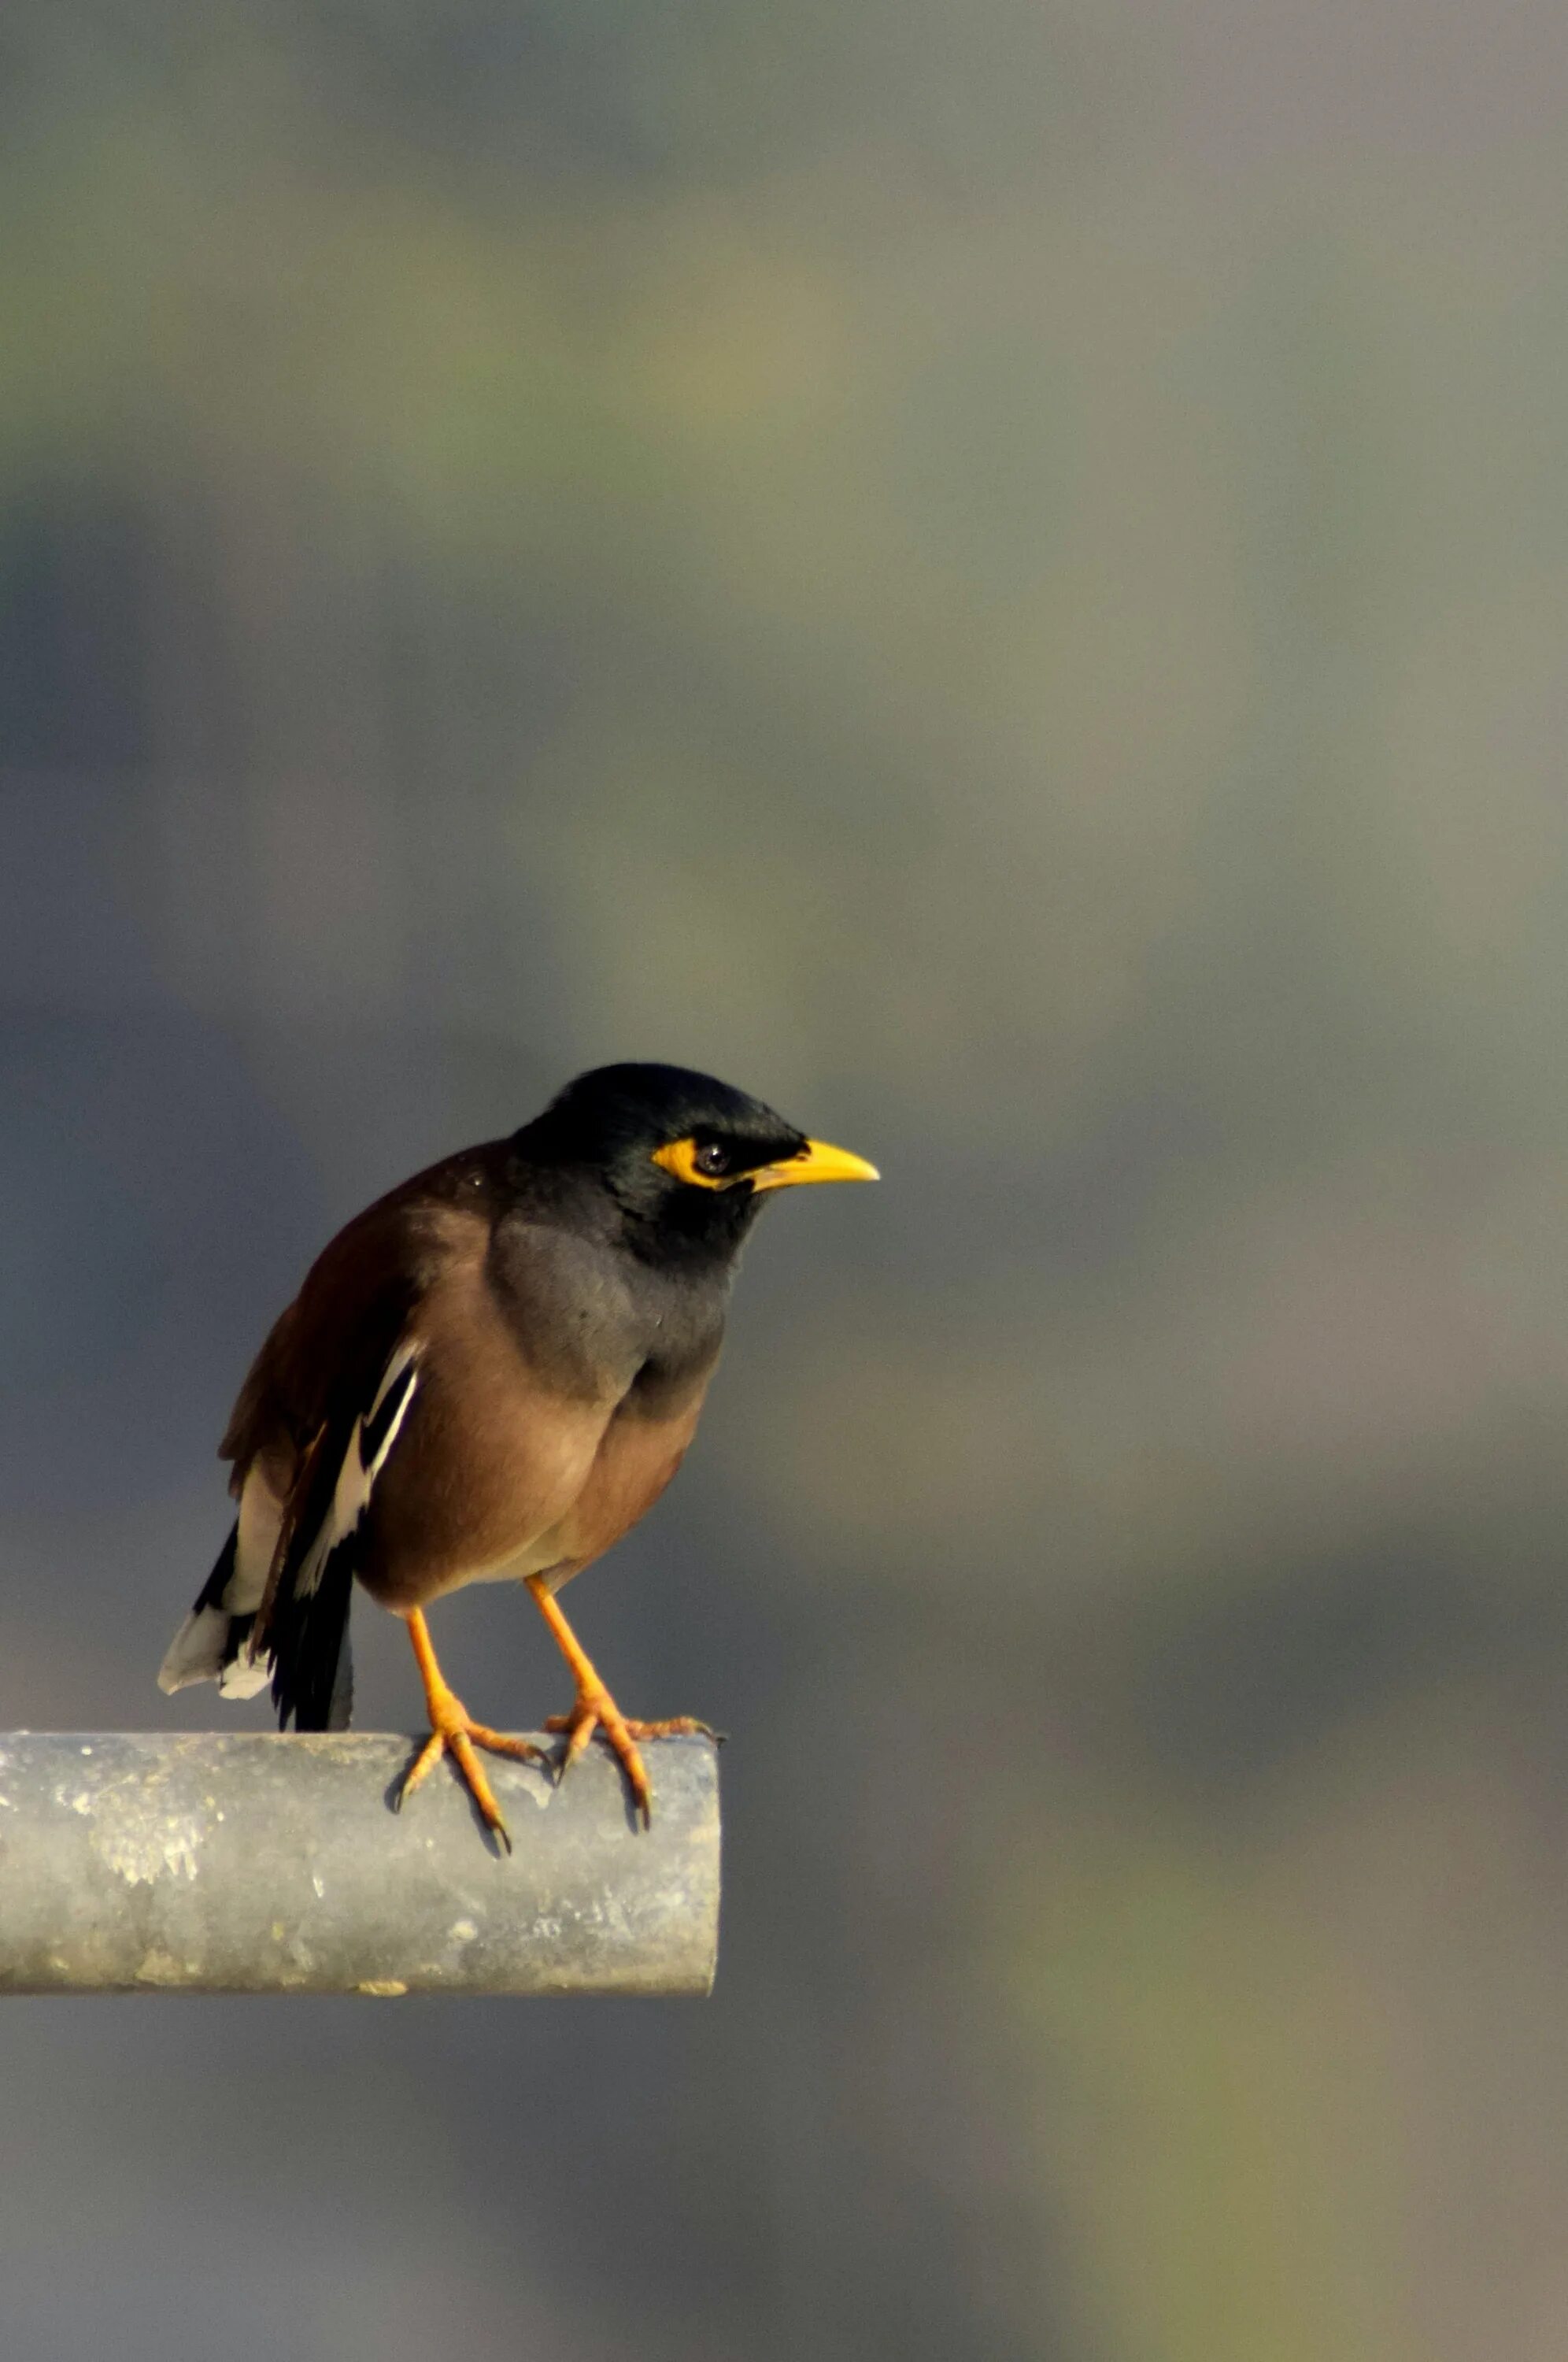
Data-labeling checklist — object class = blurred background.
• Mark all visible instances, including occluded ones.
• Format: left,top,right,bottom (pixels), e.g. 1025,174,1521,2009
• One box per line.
4,3,1568,2356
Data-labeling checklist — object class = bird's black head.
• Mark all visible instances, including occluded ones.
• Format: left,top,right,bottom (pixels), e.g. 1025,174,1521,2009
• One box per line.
519,1062,877,1264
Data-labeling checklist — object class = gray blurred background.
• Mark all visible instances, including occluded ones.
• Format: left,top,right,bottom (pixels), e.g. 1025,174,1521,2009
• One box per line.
6,5,1568,2356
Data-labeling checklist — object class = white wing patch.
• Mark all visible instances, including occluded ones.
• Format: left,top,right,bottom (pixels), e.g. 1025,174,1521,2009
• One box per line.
294,1346,420,1599
363,1345,421,1470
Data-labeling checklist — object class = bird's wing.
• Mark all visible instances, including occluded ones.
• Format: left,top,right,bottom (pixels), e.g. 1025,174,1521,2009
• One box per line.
239,1190,495,1730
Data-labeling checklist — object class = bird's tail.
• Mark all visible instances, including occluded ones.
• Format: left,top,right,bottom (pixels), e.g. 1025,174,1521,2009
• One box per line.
247,1423,359,1734
157,1524,272,1701
261,1532,357,1734
157,1509,355,1731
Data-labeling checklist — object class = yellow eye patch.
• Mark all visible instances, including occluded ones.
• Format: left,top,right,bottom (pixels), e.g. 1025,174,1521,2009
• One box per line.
652,1137,880,1192
652,1137,735,1190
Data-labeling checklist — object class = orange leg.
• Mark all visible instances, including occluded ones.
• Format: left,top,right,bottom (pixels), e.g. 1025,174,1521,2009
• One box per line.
526,1575,714,1828
395,1607,545,1854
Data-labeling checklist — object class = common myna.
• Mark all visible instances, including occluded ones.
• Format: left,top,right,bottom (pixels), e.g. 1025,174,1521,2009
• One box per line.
159,1063,877,1846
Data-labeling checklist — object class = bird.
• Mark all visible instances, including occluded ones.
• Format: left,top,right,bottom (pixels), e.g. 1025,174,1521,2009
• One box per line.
158,1062,878,1847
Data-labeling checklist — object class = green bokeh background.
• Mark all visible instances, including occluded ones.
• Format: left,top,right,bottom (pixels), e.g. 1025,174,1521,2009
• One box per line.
4,8,1568,2357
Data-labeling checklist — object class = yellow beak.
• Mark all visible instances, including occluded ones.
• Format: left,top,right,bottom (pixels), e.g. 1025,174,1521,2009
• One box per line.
749,1138,881,1192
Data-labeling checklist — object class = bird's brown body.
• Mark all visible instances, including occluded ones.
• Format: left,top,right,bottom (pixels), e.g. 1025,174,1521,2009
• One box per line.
224,1153,720,1616
160,1063,876,1843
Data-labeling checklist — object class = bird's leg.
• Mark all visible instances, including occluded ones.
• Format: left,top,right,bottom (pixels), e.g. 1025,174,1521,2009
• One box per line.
525,1575,714,1828
395,1606,545,1853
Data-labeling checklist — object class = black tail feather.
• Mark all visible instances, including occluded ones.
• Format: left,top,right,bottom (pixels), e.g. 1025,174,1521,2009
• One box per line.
268,1541,356,1732
258,1420,360,1734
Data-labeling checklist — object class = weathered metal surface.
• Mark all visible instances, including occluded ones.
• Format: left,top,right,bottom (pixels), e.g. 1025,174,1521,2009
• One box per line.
0,1731,719,1996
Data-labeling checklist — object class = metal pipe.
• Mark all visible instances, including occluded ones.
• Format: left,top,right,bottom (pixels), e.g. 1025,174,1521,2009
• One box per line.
0,1731,719,1996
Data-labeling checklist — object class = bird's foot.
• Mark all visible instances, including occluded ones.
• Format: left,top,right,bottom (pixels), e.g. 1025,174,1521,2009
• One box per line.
545,1689,716,1827
394,1687,545,1855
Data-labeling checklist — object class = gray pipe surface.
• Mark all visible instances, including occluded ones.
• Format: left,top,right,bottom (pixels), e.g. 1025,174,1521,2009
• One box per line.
0,1731,719,1996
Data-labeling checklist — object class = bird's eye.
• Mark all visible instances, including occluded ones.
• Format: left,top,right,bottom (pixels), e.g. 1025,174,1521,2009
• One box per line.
650,1135,741,1188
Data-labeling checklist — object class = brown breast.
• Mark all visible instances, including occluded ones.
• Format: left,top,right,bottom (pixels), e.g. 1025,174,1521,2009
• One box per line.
530,1376,717,1595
